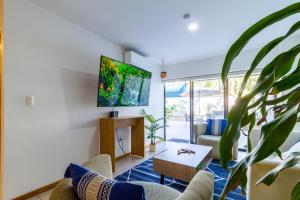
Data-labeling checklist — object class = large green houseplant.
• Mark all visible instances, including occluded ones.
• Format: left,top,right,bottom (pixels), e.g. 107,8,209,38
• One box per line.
219,3,300,200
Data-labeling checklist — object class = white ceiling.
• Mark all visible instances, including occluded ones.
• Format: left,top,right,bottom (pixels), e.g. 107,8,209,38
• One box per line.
28,0,300,64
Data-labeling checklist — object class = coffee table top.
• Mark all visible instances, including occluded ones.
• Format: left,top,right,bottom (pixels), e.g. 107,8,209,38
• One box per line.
153,141,213,169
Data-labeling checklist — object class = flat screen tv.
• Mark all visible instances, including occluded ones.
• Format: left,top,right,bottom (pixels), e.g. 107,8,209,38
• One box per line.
97,56,152,107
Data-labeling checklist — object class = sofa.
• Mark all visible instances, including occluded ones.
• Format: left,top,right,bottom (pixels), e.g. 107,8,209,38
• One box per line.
247,128,300,200
50,154,214,200
194,122,238,160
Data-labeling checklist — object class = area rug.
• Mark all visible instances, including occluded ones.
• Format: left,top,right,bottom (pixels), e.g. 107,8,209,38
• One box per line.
115,159,246,200
168,138,190,143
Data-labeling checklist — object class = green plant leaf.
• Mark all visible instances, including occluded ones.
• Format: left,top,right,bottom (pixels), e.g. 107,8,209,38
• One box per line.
241,112,255,127
292,182,300,200
153,125,164,132
154,136,164,141
220,101,245,168
248,96,263,109
247,134,252,153
265,87,300,105
144,125,152,132
256,152,300,185
219,3,300,199
155,118,165,123
219,159,248,200
247,114,256,153
221,46,300,168
248,105,298,165
273,67,300,94
287,89,300,106
221,3,300,84
274,47,300,79
239,21,300,96
275,149,283,160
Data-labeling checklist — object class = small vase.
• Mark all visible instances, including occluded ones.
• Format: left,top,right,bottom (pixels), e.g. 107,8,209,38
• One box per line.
149,144,156,152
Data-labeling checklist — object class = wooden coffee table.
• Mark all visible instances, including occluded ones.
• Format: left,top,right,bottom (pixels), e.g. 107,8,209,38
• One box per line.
153,141,213,183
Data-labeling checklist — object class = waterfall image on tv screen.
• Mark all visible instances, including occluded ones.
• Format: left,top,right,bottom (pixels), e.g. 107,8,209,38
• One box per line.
97,56,152,107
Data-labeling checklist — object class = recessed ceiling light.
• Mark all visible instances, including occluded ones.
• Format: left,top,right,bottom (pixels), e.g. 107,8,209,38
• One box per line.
188,22,199,32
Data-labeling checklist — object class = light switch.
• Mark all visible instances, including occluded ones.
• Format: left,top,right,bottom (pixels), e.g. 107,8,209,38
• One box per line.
26,96,35,107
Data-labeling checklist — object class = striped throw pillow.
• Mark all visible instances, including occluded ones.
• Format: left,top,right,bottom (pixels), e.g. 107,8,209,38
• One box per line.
206,119,227,136
64,163,146,200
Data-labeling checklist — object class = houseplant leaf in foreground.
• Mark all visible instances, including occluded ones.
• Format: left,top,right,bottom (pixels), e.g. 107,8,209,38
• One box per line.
256,152,300,186
221,2,300,84
292,182,300,200
238,20,300,97
220,44,300,169
219,2,300,199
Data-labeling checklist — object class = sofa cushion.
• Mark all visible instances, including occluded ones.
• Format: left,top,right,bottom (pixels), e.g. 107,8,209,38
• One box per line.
65,163,146,200
198,135,221,159
82,154,113,179
131,181,181,200
206,119,227,136
176,171,214,200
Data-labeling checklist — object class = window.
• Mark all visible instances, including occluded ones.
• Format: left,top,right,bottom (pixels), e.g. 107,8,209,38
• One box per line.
165,81,190,142
228,75,259,111
193,78,224,123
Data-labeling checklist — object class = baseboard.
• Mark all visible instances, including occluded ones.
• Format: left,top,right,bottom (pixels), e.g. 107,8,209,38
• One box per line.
12,180,60,200
116,152,131,161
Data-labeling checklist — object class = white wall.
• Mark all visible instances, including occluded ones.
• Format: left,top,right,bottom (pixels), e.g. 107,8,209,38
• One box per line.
4,0,164,199
165,48,275,80
165,34,300,80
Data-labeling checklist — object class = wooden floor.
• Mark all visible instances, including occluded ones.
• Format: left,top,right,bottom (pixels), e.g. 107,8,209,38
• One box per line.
114,142,168,177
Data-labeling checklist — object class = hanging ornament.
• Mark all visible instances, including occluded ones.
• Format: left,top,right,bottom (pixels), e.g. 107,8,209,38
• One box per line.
160,59,168,80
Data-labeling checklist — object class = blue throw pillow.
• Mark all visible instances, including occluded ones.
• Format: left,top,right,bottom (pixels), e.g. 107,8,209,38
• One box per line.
206,119,227,136
65,163,146,200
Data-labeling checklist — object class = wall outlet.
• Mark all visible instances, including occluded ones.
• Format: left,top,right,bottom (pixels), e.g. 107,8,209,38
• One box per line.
26,96,35,106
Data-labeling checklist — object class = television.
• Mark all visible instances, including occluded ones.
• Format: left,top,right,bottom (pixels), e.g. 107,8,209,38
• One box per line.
97,56,152,107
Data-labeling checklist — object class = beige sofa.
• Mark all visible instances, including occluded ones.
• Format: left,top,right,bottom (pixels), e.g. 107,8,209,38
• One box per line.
194,123,238,160
50,154,214,200
247,128,300,200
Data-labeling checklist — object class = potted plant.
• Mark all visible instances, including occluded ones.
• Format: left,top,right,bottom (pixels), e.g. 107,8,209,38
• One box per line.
219,3,300,200
141,109,165,152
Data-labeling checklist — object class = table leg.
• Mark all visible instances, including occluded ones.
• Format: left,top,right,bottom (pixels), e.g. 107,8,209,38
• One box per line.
160,175,165,184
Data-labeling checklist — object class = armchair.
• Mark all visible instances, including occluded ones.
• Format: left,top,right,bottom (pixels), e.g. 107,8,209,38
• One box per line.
194,123,238,160
247,128,300,200
50,154,214,200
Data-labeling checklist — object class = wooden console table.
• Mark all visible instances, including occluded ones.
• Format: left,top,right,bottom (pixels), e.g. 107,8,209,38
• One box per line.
100,116,145,172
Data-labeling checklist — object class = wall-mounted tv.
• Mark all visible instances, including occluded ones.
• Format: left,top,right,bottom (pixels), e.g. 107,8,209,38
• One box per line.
97,56,152,107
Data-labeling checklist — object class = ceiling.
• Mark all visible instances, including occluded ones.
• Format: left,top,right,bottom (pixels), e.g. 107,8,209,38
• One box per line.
28,0,300,65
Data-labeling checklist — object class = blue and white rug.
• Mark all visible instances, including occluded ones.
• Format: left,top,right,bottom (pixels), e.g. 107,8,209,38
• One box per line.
115,159,246,200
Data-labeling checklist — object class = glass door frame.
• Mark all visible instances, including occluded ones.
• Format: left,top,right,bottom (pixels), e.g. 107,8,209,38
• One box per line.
163,80,196,144
163,78,226,144
163,72,258,143
190,81,195,143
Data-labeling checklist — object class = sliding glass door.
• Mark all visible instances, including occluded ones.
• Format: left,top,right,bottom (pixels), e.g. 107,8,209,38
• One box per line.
165,81,190,143
193,78,224,122
164,73,259,146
